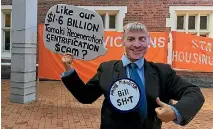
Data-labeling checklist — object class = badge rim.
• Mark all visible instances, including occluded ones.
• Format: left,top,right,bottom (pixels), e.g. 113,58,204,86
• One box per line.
107,78,142,113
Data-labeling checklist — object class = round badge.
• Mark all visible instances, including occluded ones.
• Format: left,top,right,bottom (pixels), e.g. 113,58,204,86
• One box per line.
108,78,141,112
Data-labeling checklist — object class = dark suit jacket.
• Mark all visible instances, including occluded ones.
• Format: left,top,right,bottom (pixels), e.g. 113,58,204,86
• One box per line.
61,60,205,129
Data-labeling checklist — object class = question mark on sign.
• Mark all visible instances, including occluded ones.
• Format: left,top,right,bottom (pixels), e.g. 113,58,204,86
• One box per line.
82,50,87,59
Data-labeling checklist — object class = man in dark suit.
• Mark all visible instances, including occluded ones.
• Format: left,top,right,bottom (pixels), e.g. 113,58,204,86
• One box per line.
61,22,205,129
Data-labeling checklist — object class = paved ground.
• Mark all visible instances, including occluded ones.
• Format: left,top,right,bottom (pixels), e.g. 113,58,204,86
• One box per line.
1,79,213,129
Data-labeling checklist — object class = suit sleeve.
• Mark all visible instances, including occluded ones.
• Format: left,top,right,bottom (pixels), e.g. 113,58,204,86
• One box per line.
61,63,103,104
166,66,205,126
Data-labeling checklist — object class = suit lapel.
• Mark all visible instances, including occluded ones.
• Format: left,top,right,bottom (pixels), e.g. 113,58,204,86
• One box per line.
113,61,127,81
144,60,160,103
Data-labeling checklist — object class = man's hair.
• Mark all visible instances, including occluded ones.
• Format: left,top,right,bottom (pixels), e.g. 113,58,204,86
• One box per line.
123,22,148,34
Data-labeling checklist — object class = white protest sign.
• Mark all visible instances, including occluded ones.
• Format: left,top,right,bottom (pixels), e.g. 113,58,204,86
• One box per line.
109,78,141,112
44,4,107,60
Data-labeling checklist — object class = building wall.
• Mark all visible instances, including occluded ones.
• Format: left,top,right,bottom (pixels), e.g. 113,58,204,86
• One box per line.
176,71,213,88
2,0,213,32
1,0,213,87
37,0,213,31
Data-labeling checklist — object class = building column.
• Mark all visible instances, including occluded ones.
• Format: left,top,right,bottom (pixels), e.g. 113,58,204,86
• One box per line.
10,0,37,103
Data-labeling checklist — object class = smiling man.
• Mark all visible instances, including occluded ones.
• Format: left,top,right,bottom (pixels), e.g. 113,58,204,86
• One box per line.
61,22,205,129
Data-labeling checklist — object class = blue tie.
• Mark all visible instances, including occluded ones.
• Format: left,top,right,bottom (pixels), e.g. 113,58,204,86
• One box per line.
129,63,147,119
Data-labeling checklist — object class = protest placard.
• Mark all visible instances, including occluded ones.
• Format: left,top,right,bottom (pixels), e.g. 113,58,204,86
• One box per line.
44,4,106,60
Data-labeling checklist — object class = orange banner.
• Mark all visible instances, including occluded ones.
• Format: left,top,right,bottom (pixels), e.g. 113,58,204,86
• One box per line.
38,24,168,82
172,32,213,72
146,32,168,63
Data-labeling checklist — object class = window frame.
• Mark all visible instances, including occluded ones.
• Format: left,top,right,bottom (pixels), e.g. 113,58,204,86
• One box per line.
167,6,213,38
78,6,127,32
1,5,12,59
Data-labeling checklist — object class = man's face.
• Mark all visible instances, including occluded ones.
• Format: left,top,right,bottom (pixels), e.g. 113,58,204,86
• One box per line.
122,31,150,62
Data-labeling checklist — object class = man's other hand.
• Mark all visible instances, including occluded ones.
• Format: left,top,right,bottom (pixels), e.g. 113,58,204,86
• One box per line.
155,97,177,123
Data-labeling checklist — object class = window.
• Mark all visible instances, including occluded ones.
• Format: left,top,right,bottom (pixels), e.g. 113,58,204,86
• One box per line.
200,16,207,30
109,15,116,29
2,12,12,51
4,31,11,51
188,16,196,30
176,14,209,36
1,5,12,59
167,6,213,38
100,14,106,28
177,16,184,29
79,6,127,32
98,12,117,30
